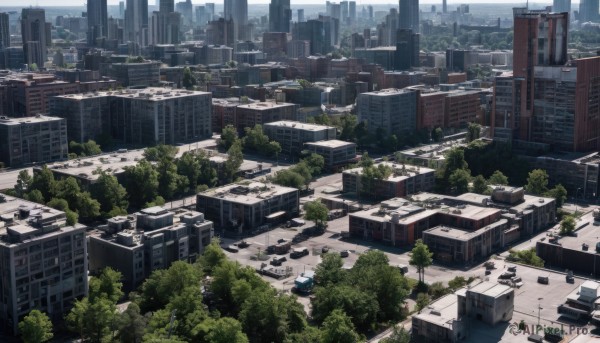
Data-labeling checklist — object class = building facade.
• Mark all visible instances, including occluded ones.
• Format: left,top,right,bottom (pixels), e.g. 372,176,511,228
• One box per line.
0,195,88,334
0,115,68,167
304,140,357,170
263,121,336,156
89,207,213,292
356,88,418,137
196,182,299,232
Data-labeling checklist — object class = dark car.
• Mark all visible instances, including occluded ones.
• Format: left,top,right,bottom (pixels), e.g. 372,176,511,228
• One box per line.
270,256,287,266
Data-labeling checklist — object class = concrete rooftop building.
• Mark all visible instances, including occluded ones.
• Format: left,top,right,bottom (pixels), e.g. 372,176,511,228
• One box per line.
263,120,337,156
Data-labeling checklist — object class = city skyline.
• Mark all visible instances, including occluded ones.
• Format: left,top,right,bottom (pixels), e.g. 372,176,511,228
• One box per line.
0,0,580,6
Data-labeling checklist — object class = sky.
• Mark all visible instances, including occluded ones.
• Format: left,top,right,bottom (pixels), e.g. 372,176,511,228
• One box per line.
0,0,562,6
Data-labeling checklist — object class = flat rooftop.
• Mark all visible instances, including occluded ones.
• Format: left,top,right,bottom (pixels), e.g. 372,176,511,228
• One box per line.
413,293,459,329
236,101,296,110
360,88,416,96
343,162,435,183
264,121,334,131
0,115,64,125
424,221,507,242
199,181,297,205
45,149,144,181
468,280,513,297
305,140,356,149
55,87,210,102
543,211,600,252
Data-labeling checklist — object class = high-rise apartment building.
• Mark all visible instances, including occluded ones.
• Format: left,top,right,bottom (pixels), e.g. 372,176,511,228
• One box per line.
297,9,304,22
21,8,48,67
224,0,249,41
356,88,418,137
399,0,419,33
269,0,292,33
206,18,235,47
0,115,68,167
51,88,212,146
292,16,339,55
509,9,567,141
87,0,108,46
0,13,9,49
124,0,149,46
349,1,357,22
0,195,88,334
160,0,174,12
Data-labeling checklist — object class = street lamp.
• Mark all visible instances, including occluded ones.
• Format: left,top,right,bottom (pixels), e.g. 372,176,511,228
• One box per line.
537,298,543,326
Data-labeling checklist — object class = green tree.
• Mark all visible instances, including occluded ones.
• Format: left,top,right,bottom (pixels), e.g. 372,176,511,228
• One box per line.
428,281,449,299
91,169,129,215
380,325,410,343
198,238,227,273
116,303,147,343
471,174,488,194
410,239,433,283
416,293,431,311
315,252,345,286
304,199,328,229
156,158,187,200
25,190,45,204
177,152,201,191
449,169,471,194
182,67,197,90
223,141,244,183
525,169,549,195
75,192,101,223
219,125,239,150
69,140,102,157
46,198,79,226
559,215,576,235
15,170,33,198
431,127,444,142
31,166,56,203
311,285,379,332
507,248,544,267
19,310,53,343
206,317,248,343
122,160,160,209
144,144,179,162
66,297,118,343
546,184,567,208
488,170,509,185
89,267,124,303
320,309,362,343
448,276,468,290
303,153,325,176
272,169,306,189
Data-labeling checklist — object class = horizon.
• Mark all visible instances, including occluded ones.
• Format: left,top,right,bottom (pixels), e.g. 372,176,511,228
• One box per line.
0,1,570,7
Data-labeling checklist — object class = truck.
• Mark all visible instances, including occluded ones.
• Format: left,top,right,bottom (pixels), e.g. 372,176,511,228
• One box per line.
293,271,315,294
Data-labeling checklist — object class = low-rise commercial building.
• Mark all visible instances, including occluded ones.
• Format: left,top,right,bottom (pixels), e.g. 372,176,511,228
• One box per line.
263,120,336,156
0,115,68,167
304,140,357,170
349,189,555,255
342,162,435,200
0,195,88,334
231,101,298,133
89,207,213,292
413,281,514,342
196,182,299,233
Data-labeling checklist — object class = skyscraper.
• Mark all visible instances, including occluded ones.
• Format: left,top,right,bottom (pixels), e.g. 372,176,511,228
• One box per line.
443,0,447,13
224,0,248,41
399,0,419,33
120,1,125,18
160,0,174,13
341,1,349,22
349,2,357,22
0,13,9,49
87,0,108,46
21,8,47,67
269,0,292,33
553,0,571,13
395,29,419,70
124,0,149,46
579,0,599,22
298,9,304,22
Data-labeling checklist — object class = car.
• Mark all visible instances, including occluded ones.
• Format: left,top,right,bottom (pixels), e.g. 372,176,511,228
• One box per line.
237,241,249,248
290,247,309,259
225,245,239,253
498,271,516,279
340,250,350,258
507,265,517,273
322,246,329,253
537,276,549,284
270,256,287,266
